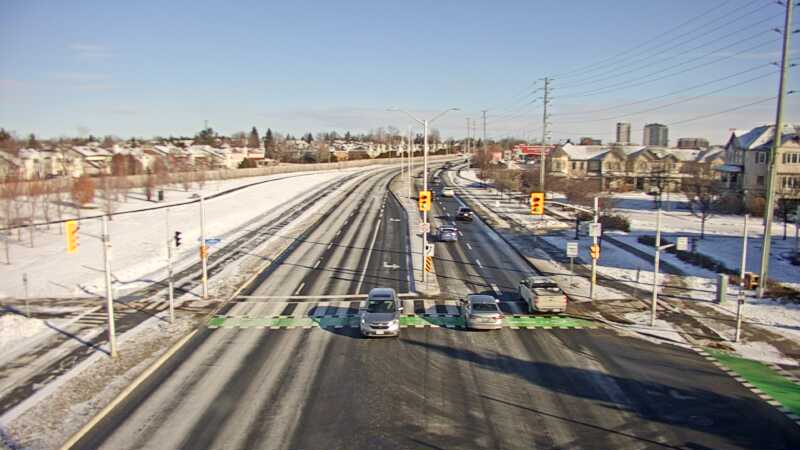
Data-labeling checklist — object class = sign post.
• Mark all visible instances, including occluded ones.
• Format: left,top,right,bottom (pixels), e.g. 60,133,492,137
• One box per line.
566,241,578,272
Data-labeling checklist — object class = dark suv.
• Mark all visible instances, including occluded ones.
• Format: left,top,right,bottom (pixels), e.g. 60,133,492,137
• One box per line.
456,207,474,222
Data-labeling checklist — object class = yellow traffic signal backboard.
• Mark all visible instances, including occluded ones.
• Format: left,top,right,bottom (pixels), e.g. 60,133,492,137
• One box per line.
530,192,544,215
418,191,432,212
65,220,79,253
590,244,600,259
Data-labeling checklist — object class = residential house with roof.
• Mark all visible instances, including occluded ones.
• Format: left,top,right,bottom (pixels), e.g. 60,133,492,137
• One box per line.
717,124,800,201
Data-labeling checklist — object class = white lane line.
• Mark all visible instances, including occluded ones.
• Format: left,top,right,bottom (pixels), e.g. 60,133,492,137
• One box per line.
294,282,305,295
313,260,321,269
491,283,502,295
327,242,333,250
336,230,342,236
458,231,463,236
466,243,472,250
355,216,382,295
475,259,483,268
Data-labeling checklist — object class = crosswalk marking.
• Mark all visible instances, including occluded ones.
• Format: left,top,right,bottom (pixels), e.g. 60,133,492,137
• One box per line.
207,300,598,331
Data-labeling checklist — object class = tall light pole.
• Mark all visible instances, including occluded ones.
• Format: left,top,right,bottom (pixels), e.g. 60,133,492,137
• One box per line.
540,77,551,192
757,0,793,298
388,107,459,284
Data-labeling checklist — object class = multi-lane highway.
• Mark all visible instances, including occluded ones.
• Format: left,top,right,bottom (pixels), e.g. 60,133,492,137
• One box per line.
69,163,800,450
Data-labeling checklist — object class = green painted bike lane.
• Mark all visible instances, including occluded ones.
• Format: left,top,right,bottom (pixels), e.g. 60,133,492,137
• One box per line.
707,348,800,417
208,315,597,330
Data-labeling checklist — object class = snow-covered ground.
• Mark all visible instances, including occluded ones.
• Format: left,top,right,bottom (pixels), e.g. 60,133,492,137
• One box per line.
0,167,376,299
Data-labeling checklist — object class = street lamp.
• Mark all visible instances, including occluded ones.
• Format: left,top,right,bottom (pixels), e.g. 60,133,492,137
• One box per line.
387,107,459,285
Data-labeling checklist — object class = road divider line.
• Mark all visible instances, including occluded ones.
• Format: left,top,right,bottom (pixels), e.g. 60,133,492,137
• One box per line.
294,282,305,295
313,260,321,269
355,214,383,294
466,243,472,250
475,259,483,268
58,329,199,450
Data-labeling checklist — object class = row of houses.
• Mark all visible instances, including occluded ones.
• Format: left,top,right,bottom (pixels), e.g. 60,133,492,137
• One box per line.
508,124,800,200
0,139,451,180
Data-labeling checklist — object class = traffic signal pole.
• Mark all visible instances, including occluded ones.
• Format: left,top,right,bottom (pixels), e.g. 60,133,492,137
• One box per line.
590,197,598,300
423,119,429,284
200,195,208,300
101,215,118,358
165,208,175,324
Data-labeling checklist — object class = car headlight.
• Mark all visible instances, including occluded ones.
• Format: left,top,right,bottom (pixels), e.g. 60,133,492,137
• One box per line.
360,318,366,326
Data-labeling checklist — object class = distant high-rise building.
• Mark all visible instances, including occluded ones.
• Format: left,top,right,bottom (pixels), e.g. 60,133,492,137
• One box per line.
616,122,631,144
677,137,710,149
579,137,602,145
643,123,668,147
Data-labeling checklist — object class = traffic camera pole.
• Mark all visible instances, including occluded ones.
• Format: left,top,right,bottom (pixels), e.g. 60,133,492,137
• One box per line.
165,208,175,324
735,214,749,342
590,197,598,300
200,195,208,300
101,215,118,358
408,127,413,199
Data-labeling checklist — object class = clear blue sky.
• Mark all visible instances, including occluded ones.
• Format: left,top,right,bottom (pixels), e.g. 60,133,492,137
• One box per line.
0,0,797,144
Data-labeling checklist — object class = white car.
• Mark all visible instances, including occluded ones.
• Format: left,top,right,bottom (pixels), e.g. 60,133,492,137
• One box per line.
441,187,455,197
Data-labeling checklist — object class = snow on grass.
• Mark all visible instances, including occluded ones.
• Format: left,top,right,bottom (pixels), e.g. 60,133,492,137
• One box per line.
0,314,49,348
0,167,373,299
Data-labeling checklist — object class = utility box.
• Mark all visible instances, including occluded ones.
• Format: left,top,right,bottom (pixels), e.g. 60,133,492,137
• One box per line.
158,190,164,202
716,274,729,304
743,272,760,290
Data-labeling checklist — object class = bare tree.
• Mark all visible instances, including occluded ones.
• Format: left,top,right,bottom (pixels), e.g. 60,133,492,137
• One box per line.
681,163,721,240
71,175,95,216
99,175,117,218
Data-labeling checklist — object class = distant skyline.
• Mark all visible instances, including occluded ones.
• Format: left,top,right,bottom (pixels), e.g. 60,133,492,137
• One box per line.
0,0,797,145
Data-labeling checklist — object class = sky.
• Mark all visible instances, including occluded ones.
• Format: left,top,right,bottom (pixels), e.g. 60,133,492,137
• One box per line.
0,0,797,145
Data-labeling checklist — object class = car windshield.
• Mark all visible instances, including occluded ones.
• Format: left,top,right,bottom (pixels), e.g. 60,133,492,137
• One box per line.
471,303,499,313
367,299,396,313
460,208,471,213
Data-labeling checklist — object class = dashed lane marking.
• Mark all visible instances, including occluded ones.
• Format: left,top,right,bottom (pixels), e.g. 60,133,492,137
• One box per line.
293,283,305,295
475,259,483,268
466,243,472,250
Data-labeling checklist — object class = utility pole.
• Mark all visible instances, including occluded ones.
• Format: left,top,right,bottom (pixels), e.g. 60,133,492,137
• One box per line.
408,127,413,199
165,208,175,324
482,110,487,154
590,197,599,300
650,209,663,327
758,0,793,298
101,215,118,358
200,195,208,300
423,119,429,284
22,273,30,318
540,77,551,192
466,118,471,155
735,214,749,342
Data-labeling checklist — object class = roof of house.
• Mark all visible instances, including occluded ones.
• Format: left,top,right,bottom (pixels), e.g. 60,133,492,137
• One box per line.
729,124,800,151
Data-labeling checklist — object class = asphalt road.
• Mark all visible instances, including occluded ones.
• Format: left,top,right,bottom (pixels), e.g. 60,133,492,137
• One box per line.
70,164,800,450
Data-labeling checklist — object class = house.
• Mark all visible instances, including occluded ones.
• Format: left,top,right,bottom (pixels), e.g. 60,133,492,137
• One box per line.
717,124,800,200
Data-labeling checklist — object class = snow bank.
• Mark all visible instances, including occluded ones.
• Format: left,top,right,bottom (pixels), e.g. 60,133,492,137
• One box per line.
0,314,49,348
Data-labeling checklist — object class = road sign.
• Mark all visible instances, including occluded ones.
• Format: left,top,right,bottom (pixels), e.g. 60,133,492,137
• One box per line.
420,222,430,233
530,192,544,215
590,244,600,259
424,243,435,257
204,238,221,246
424,256,434,273
418,191,432,212
676,236,689,251
65,220,79,254
589,223,602,237
566,241,578,258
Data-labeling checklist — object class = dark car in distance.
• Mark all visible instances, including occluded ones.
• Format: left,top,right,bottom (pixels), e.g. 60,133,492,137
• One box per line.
456,207,474,222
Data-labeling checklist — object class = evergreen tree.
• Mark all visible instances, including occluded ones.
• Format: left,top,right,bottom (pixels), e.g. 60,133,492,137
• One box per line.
263,128,276,159
247,126,260,149
344,131,352,142
303,133,313,144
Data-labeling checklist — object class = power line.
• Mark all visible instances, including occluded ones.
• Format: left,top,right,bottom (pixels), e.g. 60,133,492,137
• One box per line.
552,63,774,117
557,10,782,90
556,69,779,124
551,0,761,80
557,37,779,99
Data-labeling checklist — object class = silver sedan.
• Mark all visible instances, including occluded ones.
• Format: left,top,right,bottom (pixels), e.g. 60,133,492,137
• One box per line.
460,294,504,330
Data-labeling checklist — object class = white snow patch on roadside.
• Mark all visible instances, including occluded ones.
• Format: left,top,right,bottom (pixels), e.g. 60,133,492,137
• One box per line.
0,314,49,348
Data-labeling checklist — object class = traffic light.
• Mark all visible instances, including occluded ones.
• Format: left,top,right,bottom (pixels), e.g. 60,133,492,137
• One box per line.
174,231,182,248
590,244,600,259
530,192,545,215
65,220,79,253
418,191,432,212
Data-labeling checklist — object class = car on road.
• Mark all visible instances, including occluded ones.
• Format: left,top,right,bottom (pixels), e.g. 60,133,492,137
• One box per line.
460,294,504,330
456,207,474,222
441,187,455,197
438,225,458,242
518,276,567,313
360,288,402,337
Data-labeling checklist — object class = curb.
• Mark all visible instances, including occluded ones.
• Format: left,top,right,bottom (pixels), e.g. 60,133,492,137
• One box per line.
58,328,198,450
693,347,800,429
